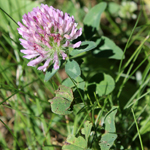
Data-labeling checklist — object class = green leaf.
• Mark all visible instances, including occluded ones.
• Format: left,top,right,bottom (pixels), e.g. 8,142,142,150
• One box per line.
62,134,86,150
44,63,60,82
99,106,118,150
62,76,85,90
49,85,73,115
108,2,120,15
140,117,150,134
93,36,124,60
83,2,107,31
65,60,81,78
104,106,118,132
96,73,115,96
73,103,84,114
70,41,97,56
81,121,92,143
63,121,93,149
55,85,73,101
49,97,72,115
99,133,117,150
62,78,74,87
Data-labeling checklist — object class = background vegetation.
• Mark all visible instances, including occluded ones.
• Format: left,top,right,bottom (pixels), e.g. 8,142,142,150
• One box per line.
0,0,150,149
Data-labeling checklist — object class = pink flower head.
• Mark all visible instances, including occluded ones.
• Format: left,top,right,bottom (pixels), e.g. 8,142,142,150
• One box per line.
18,4,82,71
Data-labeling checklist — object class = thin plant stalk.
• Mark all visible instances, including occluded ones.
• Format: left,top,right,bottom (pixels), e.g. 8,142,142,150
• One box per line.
131,108,144,150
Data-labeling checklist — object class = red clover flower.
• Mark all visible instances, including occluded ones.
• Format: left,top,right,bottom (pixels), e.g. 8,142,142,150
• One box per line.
18,4,82,71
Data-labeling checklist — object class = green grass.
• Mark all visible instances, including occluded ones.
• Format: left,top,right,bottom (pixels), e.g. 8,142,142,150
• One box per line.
0,0,150,149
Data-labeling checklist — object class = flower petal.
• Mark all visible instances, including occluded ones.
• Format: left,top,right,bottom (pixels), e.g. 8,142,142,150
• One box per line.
23,53,39,59
63,41,70,47
38,58,51,71
70,41,81,48
27,56,45,66
20,50,38,55
54,61,59,70
53,52,59,70
60,51,67,60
